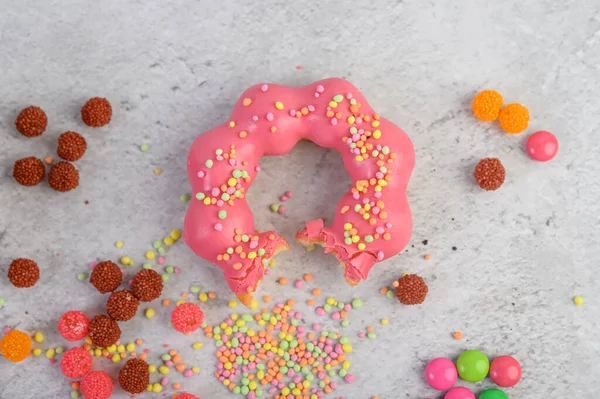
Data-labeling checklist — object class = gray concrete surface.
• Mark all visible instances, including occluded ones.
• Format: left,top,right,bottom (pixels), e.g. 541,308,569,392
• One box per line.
1,0,599,398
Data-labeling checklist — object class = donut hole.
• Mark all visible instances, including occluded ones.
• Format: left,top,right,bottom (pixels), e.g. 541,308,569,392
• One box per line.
246,140,351,239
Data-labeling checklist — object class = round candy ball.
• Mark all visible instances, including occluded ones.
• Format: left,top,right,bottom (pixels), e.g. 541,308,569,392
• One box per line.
425,357,458,390
490,355,522,387
444,386,476,399
456,350,489,382
526,131,558,161
479,388,509,399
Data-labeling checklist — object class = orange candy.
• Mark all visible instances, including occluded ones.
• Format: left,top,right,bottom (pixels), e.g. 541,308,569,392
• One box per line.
472,90,503,122
0,329,32,363
498,103,530,133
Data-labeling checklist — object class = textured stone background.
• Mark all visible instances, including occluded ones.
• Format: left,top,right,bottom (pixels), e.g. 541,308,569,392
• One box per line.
1,0,599,398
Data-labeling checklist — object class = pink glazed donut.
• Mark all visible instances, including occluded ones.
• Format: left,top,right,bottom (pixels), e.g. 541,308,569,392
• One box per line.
183,78,414,306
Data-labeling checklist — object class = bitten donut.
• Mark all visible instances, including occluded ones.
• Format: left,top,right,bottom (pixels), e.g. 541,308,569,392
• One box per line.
184,78,414,305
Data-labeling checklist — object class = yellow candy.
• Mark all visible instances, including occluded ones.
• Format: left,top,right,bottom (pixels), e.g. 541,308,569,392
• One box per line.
199,293,208,302
33,332,44,343
106,345,117,353
159,366,170,375
170,230,182,240
249,381,257,390
574,296,584,306
115,241,124,248
381,318,389,325
282,387,290,395
152,383,162,393
94,348,102,357
111,354,120,363
117,344,125,353
342,343,353,353
145,308,155,319
192,366,200,373
45,348,55,359
148,365,157,373
126,343,136,352
192,342,203,350
32,348,42,356
342,360,351,370
372,129,381,139
228,300,237,308
163,236,174,246
176,299,186,306
250,300,258,310
145,250,155,260
146,384,153,392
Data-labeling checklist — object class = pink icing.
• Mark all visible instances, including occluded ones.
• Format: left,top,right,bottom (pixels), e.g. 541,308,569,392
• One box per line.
184,78,414,304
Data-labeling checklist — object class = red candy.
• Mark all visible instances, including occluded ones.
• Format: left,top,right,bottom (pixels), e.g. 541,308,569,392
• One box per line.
526,130,558,161
490,355,522,387
171,302,204,333
80,371,114,399
60,347,93,379
177,393,200,399
58,311,90,341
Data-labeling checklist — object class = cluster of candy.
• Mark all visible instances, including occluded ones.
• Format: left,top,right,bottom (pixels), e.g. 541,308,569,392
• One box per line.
425,350,522,399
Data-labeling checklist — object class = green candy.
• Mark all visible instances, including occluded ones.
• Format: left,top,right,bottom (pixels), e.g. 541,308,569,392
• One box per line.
351,298,363,309
279,366,288,373
338,369,347,377
333,94,344,103
456,350,490,382
233,386,241,394
231,338,239,347
218,210,227,219
479,389,509,399
341,320,350,327
190,286,200,293
240,386,249,395
77,273,87,281
242,313,253,321
323,304,332,312
386,290,395,299
232,170,242,178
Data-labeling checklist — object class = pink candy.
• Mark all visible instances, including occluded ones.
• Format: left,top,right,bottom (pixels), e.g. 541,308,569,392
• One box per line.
315,307,325,316
444,386,475,399
425,357,458,390
527,130,558,161
294,279,304,288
